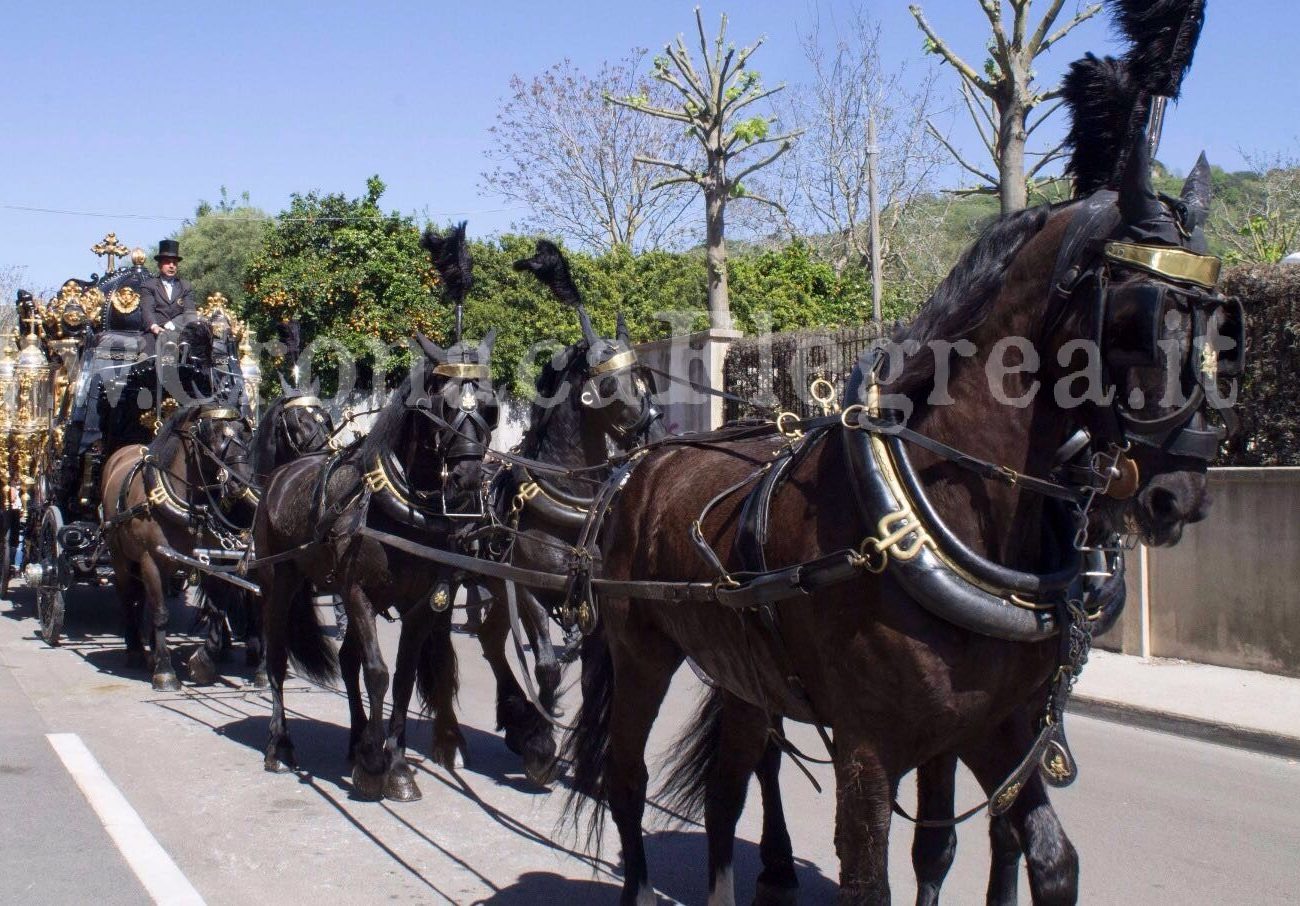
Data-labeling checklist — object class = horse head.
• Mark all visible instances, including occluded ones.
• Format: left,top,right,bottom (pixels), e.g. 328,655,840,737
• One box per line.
410,331,500,515
514,240,663,452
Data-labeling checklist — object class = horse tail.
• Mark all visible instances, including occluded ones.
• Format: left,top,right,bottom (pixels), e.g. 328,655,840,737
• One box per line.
560,625,613,853
414,621,458,719
285,581,337,684
655,684,725,826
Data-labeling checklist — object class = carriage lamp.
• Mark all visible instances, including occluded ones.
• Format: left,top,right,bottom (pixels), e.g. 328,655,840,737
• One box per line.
0,330,17,502
14,327,52,513
239,332,262,419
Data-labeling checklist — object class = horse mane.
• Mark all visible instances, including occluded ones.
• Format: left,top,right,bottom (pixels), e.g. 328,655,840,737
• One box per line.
519,347,586,459
251,394,289,478
149,402,207,466
357,375,414,465
882,204,1055,400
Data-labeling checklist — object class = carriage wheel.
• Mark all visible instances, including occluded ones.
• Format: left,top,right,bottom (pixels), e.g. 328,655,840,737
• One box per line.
35,507,67,647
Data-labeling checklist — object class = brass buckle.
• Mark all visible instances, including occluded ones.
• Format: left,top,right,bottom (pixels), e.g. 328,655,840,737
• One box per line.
809,378,840,416
856,503,931,573
775,411,804,440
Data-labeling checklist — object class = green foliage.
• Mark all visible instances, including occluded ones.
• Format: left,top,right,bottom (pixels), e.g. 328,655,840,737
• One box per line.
1219,265,1300,465
243,176,441,377
173,188,267,311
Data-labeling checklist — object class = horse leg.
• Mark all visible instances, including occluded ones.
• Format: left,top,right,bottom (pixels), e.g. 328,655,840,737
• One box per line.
962,718,1078,906
139,554,179,690
423,606,467,772
339,618,366,766
911,753,959,906
382,604,432,802
187,580,222,685
703,693,784,906
347,583,391,801
262,566,299,772
244,589,268,688
832,739,894,905
116,570,147,671
518,585,561,714
604,630,680,906
754,729,798,906
479,579,557,785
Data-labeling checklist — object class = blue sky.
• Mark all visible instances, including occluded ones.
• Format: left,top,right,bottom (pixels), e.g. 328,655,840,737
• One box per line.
4,1,1295,290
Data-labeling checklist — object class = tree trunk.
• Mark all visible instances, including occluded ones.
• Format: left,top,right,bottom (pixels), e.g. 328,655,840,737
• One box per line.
704,187,731,330
997,97,1028,213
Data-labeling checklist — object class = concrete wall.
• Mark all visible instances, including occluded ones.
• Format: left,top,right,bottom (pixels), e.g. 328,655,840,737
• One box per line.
633,328,741,434
1094,468,1300,678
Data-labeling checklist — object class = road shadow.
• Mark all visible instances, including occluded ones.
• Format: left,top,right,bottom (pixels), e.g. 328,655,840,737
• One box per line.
477,829,838,904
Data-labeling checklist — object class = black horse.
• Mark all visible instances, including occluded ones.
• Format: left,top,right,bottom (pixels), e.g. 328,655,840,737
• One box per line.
562,28,1239,905
471,240,666,785
651,8,1236,903
190,376,338,688
101,403,258,689
256,224,503,801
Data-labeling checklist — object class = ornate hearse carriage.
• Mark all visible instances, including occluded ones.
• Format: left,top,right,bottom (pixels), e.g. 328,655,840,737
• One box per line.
2,234,261,643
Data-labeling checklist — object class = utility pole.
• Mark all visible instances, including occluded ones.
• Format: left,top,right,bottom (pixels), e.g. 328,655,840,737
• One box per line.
867,113,882,326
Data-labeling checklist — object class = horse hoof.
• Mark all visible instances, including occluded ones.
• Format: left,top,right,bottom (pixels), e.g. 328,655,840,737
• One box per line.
151,672,181,692
264,756,295,774
250,671,269,690
125,650,148,671
383,768,422,802
524,756,558,789
187,650,218,685
350,764,385,801
752,880,799,906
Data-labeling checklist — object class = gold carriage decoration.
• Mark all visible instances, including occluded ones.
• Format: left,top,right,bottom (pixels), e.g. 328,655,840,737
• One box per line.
0,309,54,515
0,233,265,509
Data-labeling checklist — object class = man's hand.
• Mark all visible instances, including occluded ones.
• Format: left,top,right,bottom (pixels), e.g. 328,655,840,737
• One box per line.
150,324,162,335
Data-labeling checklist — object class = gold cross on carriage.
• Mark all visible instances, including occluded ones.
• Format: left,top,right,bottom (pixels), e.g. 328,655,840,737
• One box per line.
91,232,130,273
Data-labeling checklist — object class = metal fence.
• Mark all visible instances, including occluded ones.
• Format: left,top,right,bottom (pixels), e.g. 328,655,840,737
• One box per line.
721,324,885,421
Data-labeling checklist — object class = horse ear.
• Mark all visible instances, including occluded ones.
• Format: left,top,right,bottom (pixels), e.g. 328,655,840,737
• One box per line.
1181,152,1212,215
278,372,292,395
577,306,598,347
416,332,445,363
477,328,497,361
616,311,630,345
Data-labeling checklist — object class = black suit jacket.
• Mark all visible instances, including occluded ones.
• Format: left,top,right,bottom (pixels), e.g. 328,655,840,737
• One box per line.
140,275,195,331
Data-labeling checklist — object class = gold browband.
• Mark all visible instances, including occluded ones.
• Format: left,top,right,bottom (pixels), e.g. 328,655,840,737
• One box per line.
200,407,243,420
433,363,491,380
282,395,324,410
589,349,638,376
1104,241,1221,289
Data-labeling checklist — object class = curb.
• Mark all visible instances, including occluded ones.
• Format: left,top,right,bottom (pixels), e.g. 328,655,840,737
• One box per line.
1070,695,1300,760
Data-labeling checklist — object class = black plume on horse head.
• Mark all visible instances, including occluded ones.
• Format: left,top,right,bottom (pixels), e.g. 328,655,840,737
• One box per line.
1061,0,1207,198
1113,0,1206,100
420,221,473,303
513,240,583,308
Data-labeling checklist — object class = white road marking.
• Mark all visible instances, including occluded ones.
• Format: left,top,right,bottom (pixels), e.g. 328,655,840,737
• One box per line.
47,733,206,906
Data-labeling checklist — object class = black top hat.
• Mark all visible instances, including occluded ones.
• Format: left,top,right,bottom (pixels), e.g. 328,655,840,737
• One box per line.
16,289,32,303
154,238,183,262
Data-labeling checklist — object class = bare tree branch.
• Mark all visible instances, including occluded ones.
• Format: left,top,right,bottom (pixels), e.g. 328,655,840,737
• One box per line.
1034,2,1102,55
909,5,996,97
928,122,998,186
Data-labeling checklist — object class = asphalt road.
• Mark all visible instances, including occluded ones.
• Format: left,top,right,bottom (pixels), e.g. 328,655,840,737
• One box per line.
2,583,1297,905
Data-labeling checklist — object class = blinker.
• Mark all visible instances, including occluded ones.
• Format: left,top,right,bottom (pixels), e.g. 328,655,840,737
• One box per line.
1104,283,1167,367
